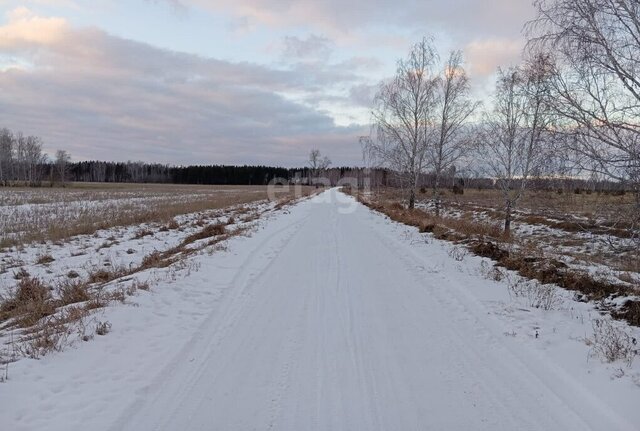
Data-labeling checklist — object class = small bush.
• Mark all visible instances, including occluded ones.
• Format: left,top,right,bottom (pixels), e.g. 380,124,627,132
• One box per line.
167,219,180,230
36,254,55,265
470,241,509,260
133,228,154,239
0,276,55,327
133,280,150,291
140,251,168,269
589,319,637,365
448,246,467,261
184,223,226,244
95,321,111,336
508,278,560,310
613,300,640,327
57,280,90,305
13,268,30,280
88,269,112,284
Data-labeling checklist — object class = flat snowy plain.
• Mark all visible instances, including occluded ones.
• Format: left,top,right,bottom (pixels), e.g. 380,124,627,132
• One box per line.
2,189,639,430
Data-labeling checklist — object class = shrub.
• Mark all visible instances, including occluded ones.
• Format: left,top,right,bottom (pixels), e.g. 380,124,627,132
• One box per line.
167,219,179,230
13,268,30,280
448,246,467,261
36,254,55,265
589,319,637,365
508,278,560,310
95,321,111,336
133,228,154,239
57,280,90,305
612,300,640,327
184,223,226,244
88,269,112,284
0,276,55,327
67,270,80,279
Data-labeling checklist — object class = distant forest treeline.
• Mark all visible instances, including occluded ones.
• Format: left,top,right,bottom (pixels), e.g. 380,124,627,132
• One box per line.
0,127,628,192
68,161,384,187
70,161,297,185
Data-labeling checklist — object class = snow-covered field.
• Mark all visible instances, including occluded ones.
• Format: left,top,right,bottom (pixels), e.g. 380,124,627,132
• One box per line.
1,189,639,430
414,199,640,286
0,184,273,248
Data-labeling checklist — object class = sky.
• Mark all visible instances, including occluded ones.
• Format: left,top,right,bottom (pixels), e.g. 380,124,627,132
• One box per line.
0,0,535,166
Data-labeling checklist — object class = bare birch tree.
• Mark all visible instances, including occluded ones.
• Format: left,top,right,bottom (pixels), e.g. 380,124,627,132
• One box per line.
429,50,479,215
364,38,439,208
24,136,47,186
527,0,640,218
55,150,71,186
479,60,553,233
308,149,331,186
0,128,14,186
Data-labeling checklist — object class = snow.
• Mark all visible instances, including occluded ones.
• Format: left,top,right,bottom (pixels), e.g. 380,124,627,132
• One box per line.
1,189,639,430
0,200,272,296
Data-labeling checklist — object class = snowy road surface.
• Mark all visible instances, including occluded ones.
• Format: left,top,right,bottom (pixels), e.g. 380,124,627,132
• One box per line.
3,189,638,430
112,189,634,431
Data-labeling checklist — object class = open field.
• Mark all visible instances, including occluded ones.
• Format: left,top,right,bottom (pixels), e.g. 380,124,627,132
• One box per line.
2,190,639,431
0,183,311,249
0,185,315,363
371,187,639,271
352,187,640,327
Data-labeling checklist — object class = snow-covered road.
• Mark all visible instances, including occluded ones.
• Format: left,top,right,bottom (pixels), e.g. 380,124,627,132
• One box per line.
110,189,634,431
3,189,638,430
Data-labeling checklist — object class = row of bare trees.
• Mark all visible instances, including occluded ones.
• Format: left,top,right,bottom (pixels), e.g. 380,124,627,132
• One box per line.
529,0,640,225
364,0,640,234
0,128,71,186
362,38,478,214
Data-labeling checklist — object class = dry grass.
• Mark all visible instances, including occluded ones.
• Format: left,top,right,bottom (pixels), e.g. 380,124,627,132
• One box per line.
361,198,504,242
57,279,91,305
184,223,226,244
444,188,636,222
0,188,312,360
353,187,640,327
0,183,312,249
35,254,55,265
0,276,55,328
132,228,154,239
588,318,638,365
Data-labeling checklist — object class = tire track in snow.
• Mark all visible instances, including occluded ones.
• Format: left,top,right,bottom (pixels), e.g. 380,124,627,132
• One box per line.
365,207,637,431
110,211,312,431
111,190,637,431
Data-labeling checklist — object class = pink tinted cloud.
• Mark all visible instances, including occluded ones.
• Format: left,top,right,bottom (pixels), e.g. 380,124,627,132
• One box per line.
0,9,369,165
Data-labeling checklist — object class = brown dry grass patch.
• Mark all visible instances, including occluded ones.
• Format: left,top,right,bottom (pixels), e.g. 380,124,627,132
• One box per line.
0,276,55,328
1,184,313,249
353,188,640,327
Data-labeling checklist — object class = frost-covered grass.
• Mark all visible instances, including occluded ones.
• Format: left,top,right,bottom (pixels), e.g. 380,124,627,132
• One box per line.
352,187,640,328
0,183,308,248
0,185,314,362
375,187,639,276
2,189,638,430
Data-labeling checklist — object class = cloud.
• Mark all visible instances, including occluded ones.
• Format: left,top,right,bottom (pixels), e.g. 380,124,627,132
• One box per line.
465,37,524,77
178,0,534,41
153,0,534,91
348,83,378,107
0,7,68,49
0,9,368,165
282,34,332,63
